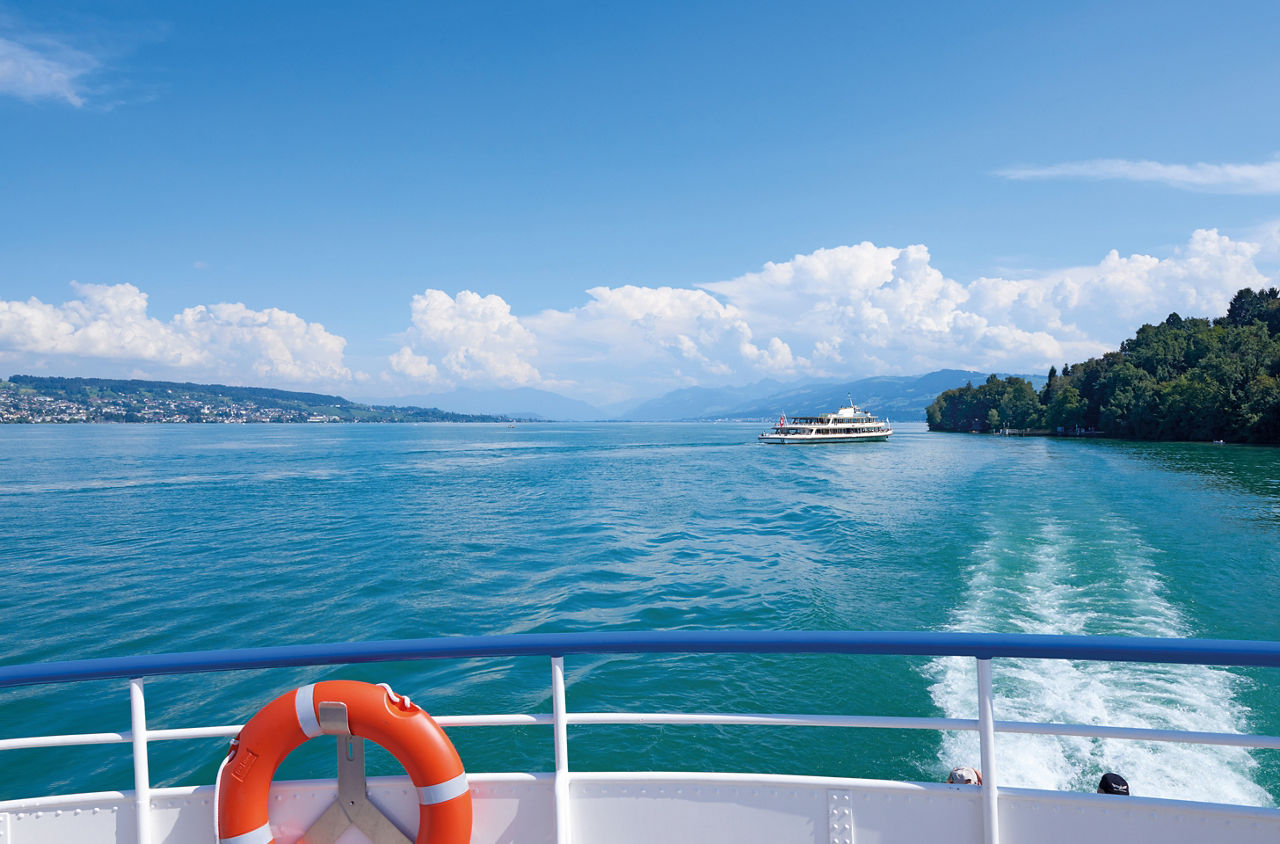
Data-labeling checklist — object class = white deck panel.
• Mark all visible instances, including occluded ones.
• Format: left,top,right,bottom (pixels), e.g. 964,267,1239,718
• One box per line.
2,772,1279,843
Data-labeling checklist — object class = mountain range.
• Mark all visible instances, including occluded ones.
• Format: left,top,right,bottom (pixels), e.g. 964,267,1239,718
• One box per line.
376,370,1046,421
11,370,1047,424
620,370,1047,421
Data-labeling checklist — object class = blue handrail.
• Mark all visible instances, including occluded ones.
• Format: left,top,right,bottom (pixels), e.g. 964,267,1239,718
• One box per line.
4,630,1280,689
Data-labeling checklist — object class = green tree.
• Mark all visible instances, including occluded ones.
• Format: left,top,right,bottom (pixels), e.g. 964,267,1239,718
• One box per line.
1097,363,1157,437
1039,366,1058,406
1045,384,1086,432
999,378,1042,428
1244,375,1280,441
1221,287,1280,334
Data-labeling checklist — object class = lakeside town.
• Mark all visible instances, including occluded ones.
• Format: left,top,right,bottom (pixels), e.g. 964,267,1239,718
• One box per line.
0,376,506,424
0,388,326,424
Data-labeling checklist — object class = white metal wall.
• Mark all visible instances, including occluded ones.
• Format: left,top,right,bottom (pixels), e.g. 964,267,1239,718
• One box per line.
4,773,1279,844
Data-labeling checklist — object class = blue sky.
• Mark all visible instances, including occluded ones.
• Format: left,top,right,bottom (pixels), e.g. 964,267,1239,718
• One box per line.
2,1,1279,405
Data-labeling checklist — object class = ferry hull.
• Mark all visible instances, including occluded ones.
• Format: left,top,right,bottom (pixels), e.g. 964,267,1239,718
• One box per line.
758,433,891,444
5,772,1277,844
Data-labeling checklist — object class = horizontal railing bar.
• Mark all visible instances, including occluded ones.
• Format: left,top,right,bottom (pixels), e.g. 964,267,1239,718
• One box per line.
148,726,240,741
566,712,976,731
5,631,1280,689
436,714,553,727
992,720,1280,750
566,713,1280,749
0,715,555,753
0,731,129,751
8,711,1280,754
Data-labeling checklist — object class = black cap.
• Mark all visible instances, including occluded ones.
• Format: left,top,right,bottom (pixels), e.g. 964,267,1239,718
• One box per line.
1098,772,1129,795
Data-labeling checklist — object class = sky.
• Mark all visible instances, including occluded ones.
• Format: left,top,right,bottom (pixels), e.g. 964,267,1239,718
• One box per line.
2,1,1279,407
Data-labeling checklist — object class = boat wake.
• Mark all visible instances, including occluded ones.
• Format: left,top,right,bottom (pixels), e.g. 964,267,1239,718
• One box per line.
924,515,1273,806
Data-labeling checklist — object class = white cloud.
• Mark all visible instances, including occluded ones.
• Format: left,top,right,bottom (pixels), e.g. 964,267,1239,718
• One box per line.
530,284,793,392
388,289,540,388
171,302,352,382
387,228,1277,403
969,228,1267,345
388,346,439,382
709,228,1268,378
702,241,1030,374
12,228,1272,405
997,155,1280,194
0,33,96,107
0,282,351,384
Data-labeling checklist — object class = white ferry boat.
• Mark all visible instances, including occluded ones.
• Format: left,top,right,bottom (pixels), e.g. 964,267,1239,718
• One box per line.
758,401,893,444
2,630,1278,844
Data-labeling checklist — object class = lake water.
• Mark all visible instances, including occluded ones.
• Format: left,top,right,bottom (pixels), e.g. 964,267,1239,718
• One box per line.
1,421,1279,805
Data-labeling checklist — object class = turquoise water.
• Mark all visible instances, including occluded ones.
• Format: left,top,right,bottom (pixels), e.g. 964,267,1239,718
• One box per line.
1,422,1279,805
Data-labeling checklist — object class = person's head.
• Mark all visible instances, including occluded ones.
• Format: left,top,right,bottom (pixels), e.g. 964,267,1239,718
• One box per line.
1097,772,1129,795
947,766,982,785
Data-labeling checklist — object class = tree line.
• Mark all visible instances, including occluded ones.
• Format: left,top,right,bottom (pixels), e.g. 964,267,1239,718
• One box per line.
926,287,1280,442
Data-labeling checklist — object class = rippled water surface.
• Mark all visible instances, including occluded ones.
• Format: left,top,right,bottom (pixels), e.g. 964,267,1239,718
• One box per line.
1,422,1279,804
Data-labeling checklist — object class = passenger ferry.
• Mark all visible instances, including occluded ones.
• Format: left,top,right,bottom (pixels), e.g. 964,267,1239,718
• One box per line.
2,630,1278,844
758,401,893,444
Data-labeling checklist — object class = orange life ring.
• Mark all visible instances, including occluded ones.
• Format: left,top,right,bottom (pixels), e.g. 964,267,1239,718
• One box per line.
216,680,471,844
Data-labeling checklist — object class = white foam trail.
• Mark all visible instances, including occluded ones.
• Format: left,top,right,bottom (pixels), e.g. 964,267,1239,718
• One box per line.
926,516,1273,806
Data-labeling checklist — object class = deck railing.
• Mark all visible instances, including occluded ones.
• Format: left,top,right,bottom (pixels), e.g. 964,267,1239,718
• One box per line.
4,630,1280,844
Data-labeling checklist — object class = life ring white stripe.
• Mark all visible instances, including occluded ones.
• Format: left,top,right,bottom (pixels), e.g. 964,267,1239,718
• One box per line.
219,822,274,844
294,684,321,738
418,772,469,805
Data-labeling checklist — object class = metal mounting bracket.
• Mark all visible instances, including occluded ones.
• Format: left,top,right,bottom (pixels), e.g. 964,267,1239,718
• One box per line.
299,702,412,844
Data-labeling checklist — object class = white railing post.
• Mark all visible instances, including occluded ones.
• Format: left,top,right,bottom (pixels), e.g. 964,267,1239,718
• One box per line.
129,678,153,844
552,656,571,844
976,658,999,844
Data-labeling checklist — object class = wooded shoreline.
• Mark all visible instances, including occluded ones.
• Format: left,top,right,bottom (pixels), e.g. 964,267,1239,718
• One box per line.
926,287,1280,443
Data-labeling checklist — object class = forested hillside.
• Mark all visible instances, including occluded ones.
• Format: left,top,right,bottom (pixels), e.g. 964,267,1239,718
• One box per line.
926,287,1280,442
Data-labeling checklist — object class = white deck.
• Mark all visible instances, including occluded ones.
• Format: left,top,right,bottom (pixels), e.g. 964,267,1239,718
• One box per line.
4,771,1278,844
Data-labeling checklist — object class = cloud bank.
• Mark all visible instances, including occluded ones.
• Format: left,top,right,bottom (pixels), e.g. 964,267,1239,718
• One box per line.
0,282,352,384
3,228,1274,403
997,156,1280,194
389,228,1272,403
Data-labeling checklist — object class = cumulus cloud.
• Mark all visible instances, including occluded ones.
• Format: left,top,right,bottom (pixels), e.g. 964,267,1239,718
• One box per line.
997,155,1280,194
968,228,1267,345
530,284,792,392
171,302,352,382
0,32,97,107
391,228,1276,403
389,282,808,401
388,289,540,388
19,230,1268,403
705,228,1268,377
0,282,351,383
